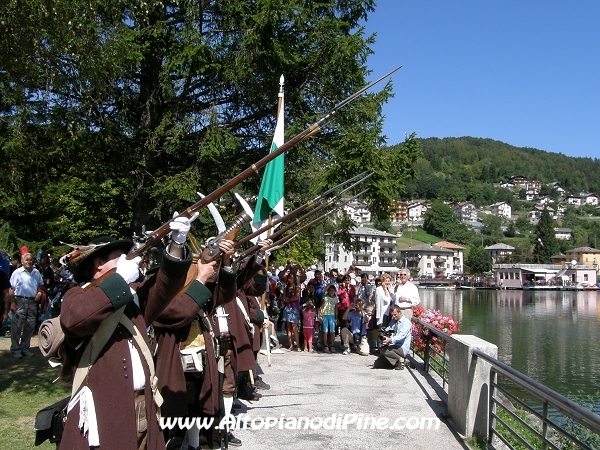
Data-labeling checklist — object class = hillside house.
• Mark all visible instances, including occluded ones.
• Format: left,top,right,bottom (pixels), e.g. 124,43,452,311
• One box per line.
584,193,599,206
566,196,584,206
490,201,512,219
451,201,478,222
536,195,554,206
548,182,566,195
343,200,371,224
485,243,515,263
407,202,428,222
554,228,573,240
389,200,408,222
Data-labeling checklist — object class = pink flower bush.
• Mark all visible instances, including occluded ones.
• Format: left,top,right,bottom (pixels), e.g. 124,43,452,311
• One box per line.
411,305,459,354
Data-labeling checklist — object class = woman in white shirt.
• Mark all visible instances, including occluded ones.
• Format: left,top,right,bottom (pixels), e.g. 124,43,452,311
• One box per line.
374,273,394,328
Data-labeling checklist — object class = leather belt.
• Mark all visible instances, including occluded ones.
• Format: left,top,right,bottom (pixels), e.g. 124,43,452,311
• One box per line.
16,296,36,300
219,333,231,339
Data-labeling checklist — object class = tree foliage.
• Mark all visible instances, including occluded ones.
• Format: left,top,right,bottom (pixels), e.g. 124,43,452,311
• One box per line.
532,208,560,264
465,246,492,274
422,201,472,244
1,0,419,255
403,137,600,201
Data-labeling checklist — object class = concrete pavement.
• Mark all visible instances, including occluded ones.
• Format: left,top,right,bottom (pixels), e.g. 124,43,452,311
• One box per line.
229,344,470,450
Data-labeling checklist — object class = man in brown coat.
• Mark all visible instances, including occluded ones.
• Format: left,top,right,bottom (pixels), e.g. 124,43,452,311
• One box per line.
60,216,194,450
151,240,236,449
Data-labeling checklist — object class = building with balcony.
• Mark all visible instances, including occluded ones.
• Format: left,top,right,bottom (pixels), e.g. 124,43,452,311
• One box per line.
566,196,584,206
490,201,512,219
584,193,599,206
398,243,455,278
407,202,428,222
389,200,408,222
485,243,515,264
343,200,371,224
450,201,478,223
435,241,465,275
565,247,600,274
324,226,399,275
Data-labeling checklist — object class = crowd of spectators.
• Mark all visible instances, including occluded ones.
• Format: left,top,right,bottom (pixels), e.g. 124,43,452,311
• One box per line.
263,262,419,369
0,248,75,350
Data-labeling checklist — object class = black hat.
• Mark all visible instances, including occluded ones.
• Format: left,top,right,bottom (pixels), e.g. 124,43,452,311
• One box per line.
72,236,133,283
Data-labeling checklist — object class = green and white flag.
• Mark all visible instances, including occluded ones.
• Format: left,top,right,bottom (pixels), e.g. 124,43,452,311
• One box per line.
253,76,285,239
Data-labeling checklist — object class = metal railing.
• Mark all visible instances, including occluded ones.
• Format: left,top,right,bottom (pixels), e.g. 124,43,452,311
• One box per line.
472,349,600,450
409,321,600,449
410,317,452,390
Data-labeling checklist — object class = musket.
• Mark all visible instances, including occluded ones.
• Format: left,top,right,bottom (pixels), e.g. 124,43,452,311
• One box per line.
128,66,401,259
238,189,370,260
234,170,374,248
236,174,373,256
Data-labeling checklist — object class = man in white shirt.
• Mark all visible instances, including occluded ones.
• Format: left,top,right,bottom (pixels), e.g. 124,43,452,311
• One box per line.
393,269,420,320
8,253,43,358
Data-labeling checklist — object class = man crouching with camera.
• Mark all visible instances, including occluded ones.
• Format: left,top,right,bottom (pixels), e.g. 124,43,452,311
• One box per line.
373,305,412,370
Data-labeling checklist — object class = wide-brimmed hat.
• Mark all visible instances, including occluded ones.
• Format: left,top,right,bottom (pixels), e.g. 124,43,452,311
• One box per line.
71,236,133,283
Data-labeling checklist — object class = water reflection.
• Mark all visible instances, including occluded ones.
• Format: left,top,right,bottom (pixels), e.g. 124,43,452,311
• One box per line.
418,289,600,401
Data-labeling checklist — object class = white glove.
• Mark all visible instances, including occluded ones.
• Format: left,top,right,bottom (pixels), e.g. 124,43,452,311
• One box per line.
169,211,199,245
116,254,142,284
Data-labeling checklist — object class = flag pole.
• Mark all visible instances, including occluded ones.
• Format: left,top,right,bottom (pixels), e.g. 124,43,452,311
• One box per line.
262,74,284,367
263,214,273,367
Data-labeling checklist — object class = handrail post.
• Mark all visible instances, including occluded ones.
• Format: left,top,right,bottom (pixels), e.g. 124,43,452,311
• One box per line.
423,333,432,372
448,335,498,440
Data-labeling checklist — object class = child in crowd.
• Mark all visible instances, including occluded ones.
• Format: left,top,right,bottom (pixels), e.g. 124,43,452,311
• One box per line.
302,301,317,353
319,284,339,353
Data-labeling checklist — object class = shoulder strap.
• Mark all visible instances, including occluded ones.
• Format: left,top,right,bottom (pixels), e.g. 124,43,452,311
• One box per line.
71,305,126,399
235,296,254,335
119,315,164,411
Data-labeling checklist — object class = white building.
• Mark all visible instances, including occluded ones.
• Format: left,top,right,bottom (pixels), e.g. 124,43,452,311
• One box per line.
584,193,599,206
485,243,515,264
399,243,456,278
434,241,465,275
407,202,428,222
494,263,597,289
343,200,371,224
554,228,573,240
548,182,566,195
324,226,399,275
490,201,512,219
451,201,478,222
566,196,584,206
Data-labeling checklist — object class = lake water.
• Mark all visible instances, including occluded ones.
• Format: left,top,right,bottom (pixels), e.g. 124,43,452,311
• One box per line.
418,288,600,405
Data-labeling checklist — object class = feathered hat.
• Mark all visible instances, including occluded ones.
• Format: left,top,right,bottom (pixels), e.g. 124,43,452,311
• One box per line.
61,236,133,283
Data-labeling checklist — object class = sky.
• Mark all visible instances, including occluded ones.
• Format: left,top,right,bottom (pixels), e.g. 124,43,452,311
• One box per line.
362,1,600,158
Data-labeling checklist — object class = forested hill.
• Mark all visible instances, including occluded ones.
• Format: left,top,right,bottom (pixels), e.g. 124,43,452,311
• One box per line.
396,137,600,202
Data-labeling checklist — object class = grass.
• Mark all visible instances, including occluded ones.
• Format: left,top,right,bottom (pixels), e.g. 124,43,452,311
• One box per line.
0,339,70,450
397,228,441,249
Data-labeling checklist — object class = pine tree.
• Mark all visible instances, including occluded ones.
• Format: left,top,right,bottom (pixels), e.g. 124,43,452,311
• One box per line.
532,208,560,263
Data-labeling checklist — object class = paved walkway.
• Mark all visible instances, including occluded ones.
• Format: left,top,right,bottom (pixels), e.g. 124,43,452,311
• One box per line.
228,343,469,450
